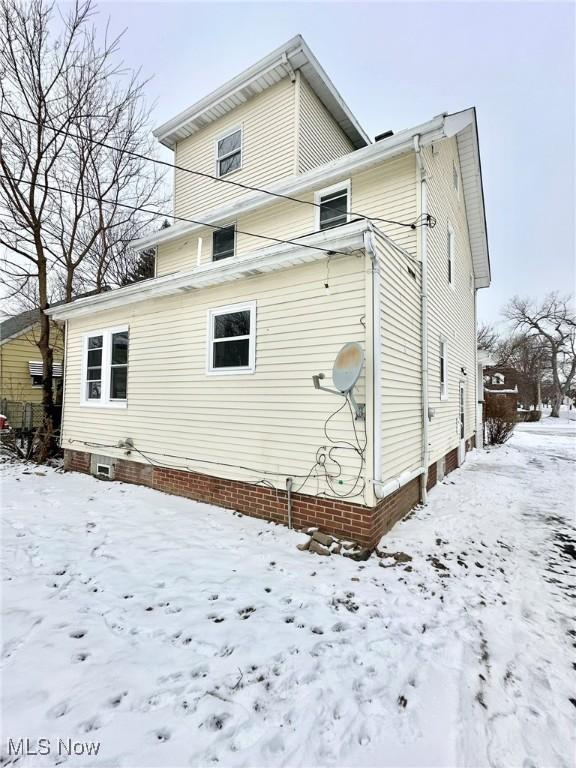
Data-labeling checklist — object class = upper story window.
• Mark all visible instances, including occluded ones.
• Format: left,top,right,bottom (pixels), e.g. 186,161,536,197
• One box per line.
82,326,129,407
212,225,236,261
440,339,448,400
453,160,459,194
315,180,350,231
216,128,242,177
207,302,256,375
447,223,455,287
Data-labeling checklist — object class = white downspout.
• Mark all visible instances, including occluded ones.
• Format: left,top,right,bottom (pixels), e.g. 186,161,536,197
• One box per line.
414,135,430,504
363,225,382,499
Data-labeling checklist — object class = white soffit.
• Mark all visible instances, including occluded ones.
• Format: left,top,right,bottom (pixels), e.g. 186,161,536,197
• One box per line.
153,35,369,150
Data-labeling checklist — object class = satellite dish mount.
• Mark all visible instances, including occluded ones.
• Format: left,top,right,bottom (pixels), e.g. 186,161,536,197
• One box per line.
312,342,365,420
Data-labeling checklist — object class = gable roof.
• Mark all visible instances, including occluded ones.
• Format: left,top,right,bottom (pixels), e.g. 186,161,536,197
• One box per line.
154,35,370,151
0,309,41,345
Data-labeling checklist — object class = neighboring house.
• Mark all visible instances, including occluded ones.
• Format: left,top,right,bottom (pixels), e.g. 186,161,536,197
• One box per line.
484,365,522,407
0,310,64,409
47,36,491,547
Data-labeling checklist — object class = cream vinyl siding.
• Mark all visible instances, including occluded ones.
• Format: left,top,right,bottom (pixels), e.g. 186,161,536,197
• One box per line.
157,154,417,276
0,325,64,404
374,230,422,484
424,138,477,462
61,256,368,501
174,77,298,219
297,75,354,173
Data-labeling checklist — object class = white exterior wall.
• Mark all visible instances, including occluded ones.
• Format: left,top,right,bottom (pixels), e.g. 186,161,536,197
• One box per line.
61,256,369,502
174,77,298,219
156,154,418,276
424,138,477,462
297,75,354,173
374,230,423,484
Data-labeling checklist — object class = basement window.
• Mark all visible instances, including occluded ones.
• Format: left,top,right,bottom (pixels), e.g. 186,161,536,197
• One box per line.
315,181,350,231
82,326,129,407
207,301,256,375
212,225,236,261
216,128,242,177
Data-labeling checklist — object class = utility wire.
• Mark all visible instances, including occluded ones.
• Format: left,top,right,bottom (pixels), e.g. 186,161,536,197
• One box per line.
0,173,357,259
0,109,434,231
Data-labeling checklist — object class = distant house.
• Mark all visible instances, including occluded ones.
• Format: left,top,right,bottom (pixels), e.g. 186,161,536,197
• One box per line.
483,365,521,407
0,310,64,416
47,36,491,546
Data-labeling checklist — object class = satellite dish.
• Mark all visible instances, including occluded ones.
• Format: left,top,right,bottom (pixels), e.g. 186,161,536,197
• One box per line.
332,342,364,393
312,342,365,419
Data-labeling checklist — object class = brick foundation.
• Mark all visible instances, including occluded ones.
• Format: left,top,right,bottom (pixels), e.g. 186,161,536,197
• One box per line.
64,437,475,547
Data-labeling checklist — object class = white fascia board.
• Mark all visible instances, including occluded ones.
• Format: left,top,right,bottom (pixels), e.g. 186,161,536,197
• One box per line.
154,35,369,150
46,221,369,322
134,114,447,252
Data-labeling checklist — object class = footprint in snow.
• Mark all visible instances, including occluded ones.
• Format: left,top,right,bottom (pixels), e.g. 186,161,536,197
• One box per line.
72,653,89,663
79,717,101,733
47,701,69,719
206,713,231,731
238,606,256,619
69,630,86,639
108,692,128,708
155,728,171,742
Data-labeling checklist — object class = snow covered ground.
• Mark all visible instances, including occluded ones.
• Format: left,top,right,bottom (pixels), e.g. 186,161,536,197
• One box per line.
1,414,574,768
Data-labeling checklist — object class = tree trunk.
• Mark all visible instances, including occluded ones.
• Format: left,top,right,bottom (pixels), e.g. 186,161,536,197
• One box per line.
35,255,55,462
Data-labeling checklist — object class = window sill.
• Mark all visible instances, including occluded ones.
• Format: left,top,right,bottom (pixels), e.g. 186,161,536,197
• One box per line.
206,367,255,376
80,400,128,409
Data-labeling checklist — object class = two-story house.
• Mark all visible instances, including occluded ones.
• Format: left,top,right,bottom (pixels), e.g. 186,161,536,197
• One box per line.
47,36,490,547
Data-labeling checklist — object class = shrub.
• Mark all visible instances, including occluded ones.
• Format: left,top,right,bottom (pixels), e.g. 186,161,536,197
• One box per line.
484,394,517,445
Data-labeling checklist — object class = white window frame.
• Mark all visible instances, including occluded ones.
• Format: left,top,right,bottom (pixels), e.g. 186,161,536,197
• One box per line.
211,222,237,261
215,126,243,178
207,301,256,376
447,222,455,289
81,325,129,408
314,179,351,231
440,338,449,401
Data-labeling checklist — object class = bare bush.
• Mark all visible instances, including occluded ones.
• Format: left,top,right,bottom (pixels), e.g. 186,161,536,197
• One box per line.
484,394,517,445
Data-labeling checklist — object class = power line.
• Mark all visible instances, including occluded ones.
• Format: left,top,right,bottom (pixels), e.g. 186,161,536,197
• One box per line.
0,109,434,231
0,173,358,259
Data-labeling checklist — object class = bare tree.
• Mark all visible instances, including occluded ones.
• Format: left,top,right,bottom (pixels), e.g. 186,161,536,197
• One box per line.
0,0,164,456
504,294,576,417
495,333,549,409
477,322,499,353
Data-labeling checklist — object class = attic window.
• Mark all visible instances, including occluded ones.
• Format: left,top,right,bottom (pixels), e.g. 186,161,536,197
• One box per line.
212,225,236,261
216,129,242,177
315,181,350,231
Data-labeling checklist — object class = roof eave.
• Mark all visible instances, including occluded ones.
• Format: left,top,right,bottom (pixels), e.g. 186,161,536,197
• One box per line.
153,35,369,151
46,221,369,322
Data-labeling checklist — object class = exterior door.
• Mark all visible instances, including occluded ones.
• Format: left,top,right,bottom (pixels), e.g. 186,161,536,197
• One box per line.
458,380,466,465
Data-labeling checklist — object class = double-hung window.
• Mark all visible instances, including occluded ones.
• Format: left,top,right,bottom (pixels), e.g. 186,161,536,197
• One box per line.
207,302,256,374
440,339,448,400
82,326,129,406
447,223,455,287
315,181,350,231
216,128,242,177
212,225,236,261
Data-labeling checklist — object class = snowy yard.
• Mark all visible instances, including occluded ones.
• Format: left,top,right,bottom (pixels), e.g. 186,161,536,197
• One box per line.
1,415,575,768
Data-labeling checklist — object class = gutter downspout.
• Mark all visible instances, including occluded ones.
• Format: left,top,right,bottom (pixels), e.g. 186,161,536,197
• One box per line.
363,225,381,501
414,135,430,504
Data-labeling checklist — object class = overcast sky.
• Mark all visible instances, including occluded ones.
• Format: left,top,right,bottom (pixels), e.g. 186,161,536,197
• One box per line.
96,1,575,325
